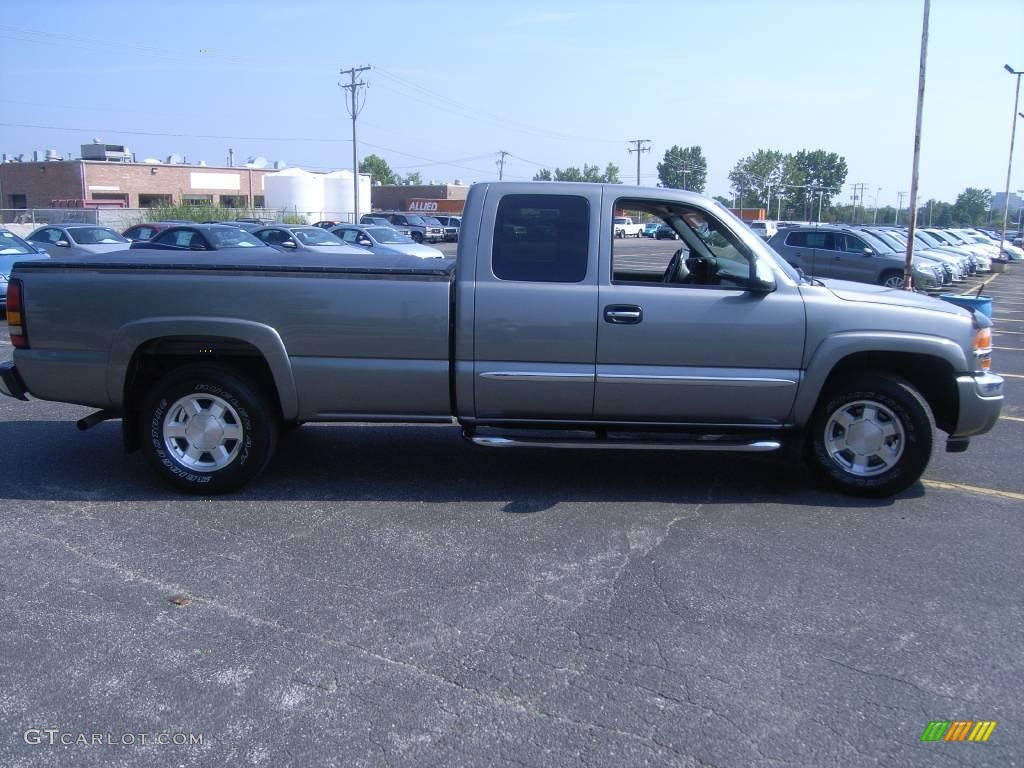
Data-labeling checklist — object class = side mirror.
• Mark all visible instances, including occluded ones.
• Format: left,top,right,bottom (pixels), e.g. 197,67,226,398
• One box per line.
281,240,297,249
357,238,372,246
55,240,69,247
863,247,874,256
748,256,777,294
189,242,207,251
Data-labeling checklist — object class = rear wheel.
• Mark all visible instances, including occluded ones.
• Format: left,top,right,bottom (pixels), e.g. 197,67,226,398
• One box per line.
139,364,279,494
411,232,424,244
807,373,933,497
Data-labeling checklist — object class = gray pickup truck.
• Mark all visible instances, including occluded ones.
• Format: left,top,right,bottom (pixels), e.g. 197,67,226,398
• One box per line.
0,183,1003,497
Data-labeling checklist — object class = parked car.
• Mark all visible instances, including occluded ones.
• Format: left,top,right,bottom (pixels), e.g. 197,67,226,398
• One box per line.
928,230,993,272
1,182,1002,498
642,222,662,237
421,216,454,243
330,224,445,259
613,217,644,238
382,213,444,243
767,225,942,290
122,221,189,242
434,215,461,242
252,225,366,255
129,224,279,253
913,230,979,274
875,228,972,282
27,225,131,257
0,229,49,308
860,227,958,285
654,224,679,240
313,220,342,229
961,229,1024,261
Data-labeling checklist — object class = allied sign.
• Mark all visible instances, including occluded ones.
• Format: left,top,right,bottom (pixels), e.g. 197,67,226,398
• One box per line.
405,198,464,214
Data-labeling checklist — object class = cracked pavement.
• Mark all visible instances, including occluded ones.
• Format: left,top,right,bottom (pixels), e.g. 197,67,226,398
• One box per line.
1,316,1022,766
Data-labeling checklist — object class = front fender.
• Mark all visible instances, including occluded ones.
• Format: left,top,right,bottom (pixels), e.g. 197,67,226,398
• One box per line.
107,317,299,420
792,331,969,426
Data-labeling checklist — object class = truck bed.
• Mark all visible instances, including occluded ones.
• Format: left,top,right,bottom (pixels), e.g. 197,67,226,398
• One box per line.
13,251,456,421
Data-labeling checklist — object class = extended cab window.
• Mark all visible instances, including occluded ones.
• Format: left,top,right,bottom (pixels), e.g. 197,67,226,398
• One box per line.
492,194,589,282
611,198,756,289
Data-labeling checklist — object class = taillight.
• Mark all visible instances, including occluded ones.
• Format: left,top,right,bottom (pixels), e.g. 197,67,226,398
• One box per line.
7,278,27,349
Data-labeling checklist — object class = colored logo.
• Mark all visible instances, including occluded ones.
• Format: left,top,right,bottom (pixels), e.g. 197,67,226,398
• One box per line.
920,721,997,742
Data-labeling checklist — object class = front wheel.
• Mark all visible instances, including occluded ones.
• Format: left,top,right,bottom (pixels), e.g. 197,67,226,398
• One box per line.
411,232,424,244
807,373,933,497
139,364,279,494
880,270,905,289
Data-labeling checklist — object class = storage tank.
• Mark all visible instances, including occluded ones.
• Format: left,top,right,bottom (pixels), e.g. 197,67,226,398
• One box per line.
263,168,324,222
323,171,372,222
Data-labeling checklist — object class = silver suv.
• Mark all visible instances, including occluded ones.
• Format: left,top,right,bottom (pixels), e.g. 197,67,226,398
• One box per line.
767,225,942,290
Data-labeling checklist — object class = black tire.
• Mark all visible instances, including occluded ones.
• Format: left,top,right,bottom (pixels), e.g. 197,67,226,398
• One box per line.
411,232,424,244
807,373,933,498
139,364,279,494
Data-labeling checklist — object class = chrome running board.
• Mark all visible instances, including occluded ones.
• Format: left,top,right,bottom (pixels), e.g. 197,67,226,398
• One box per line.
469,436,781,452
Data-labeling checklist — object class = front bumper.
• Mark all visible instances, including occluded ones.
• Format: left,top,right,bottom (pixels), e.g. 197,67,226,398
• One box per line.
952,371,1004,438
0,360,28,401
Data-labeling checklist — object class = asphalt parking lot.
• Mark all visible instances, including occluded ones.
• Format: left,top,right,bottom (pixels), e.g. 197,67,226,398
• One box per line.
1,263,1022,767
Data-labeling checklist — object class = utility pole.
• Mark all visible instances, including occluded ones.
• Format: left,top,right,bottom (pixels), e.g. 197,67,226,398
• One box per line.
627,139,651,185
902,0,930,289
998,65,1022,260
496,150,510,181
339,65,371,222
895,191,907,225
872,187,882,224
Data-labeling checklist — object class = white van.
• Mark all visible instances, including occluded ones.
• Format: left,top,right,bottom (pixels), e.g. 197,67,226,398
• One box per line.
748,220,778,240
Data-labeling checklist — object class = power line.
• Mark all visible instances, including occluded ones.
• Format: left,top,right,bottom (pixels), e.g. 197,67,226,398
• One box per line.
627,139,651,185
339,65,371,221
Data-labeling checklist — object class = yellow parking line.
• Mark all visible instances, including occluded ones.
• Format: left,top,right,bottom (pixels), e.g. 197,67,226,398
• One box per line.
922,479,1024,502
960,274,1000,295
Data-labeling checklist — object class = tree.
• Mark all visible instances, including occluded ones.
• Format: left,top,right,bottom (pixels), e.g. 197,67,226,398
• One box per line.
727,149,785,208
358,154,397,186
657,145,707,192
952,187,991,226
531,163,621,183
782,149,848,217
398,172,423,186
712,195,734,207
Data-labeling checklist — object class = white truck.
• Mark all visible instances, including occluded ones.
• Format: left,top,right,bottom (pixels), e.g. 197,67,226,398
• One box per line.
613,216,644,238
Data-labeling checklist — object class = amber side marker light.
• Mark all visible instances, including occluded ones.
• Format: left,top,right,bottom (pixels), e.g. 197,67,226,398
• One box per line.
7,278,28,349
973,327,992,371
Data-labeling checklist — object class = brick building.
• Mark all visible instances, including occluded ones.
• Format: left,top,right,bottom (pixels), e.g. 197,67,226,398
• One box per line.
0,158,277,210
370,183,470,214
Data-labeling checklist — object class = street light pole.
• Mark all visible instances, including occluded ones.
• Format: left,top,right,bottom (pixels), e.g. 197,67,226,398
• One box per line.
872,187,882,224
998,65,1023,260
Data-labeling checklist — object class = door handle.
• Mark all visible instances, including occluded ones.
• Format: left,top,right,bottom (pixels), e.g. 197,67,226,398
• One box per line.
604,305,643,324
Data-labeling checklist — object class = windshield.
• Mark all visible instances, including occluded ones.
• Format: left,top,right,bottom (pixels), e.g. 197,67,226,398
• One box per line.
614,218,628,224
366,226,412,244
70,227,128,244
292,227,345,246
404,215,426,226
208,229,263,248
422,217,442,225
855,230,895,254
926,230,958,245
868,230,905,251
0,231,36,255
914,230,943,248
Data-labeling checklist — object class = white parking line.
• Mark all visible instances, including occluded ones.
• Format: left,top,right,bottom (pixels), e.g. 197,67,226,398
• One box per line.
998,372,1024,379
994,347,1024,352
1000,415,1024,423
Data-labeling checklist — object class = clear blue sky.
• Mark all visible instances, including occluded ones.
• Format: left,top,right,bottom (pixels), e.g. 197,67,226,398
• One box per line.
3,0,1022,207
